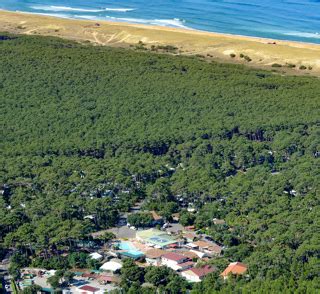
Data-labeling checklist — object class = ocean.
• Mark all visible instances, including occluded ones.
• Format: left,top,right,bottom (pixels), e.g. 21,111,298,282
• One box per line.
1,0,320,44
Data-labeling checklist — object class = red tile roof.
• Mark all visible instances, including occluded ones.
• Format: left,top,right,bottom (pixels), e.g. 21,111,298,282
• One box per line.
79,285,100,292
162,252,188,262
82,273,97,278
221,262,248,277
185,225,195,231
189,265,216,277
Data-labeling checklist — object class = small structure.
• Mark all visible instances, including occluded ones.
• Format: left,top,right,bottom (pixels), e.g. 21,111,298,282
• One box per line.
192,240,223,256
98,275,120,284
179,251,199,260
221,262,248,280
183,232,197,242
171,213,180,222
166,224,184,235
181,265,216,283
184,226,195,231
212,218,226,225
100,259,123,273
161,252,190,271
151,211,164,225
145,249,166,266
175,261,195,272
89,252,103,260
78,285,100,294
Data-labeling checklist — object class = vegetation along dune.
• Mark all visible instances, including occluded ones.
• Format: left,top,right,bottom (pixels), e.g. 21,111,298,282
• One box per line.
1,10,320,76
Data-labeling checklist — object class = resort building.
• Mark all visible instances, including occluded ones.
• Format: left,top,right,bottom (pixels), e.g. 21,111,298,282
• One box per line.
161,252,190,271
181,265,216,283
89,252,103,260
221,262,248,280
100,259,123,273
175,261,195,272
145,249,166,266
136,229,183,248
192,240,223,256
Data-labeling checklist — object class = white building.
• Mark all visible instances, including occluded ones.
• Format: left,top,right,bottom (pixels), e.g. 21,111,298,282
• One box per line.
181,265,216,283
161,252,190,271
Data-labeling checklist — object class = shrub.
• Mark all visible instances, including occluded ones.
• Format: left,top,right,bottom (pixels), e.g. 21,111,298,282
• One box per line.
272,63,282,68
286,63,296,68
299,65,307,70
230,53,236,58
240,53,244,58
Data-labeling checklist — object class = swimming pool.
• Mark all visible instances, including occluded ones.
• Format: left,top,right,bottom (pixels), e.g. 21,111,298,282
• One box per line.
118,241,144,259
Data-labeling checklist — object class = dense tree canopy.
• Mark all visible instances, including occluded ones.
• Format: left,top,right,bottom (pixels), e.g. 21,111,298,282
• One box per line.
0,33,319,293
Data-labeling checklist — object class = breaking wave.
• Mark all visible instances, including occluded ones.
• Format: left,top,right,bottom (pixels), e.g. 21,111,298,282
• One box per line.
30,5,134,13
105,16,190,29
282,31,320,39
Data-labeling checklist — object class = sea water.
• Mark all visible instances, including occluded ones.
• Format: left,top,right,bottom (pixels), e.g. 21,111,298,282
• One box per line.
1,0,320,44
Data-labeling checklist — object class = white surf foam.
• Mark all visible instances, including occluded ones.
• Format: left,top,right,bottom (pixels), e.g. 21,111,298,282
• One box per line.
31,5,134,13
283,31,320,39
74,15,102,20
31,5,103,12
105,16,190,29
105,8,135,12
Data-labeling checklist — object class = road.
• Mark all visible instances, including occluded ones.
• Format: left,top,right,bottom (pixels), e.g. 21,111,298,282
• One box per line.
0,270,12,294
1,253,13,294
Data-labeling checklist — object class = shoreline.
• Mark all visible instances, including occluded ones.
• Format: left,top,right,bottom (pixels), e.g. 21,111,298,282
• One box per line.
1,10,320,75
4,9,320,48
3,8,320,47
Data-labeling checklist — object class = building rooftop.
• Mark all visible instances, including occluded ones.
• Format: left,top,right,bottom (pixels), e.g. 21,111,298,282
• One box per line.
213,218,226,225
79,285,100,292
188,265,216,277
162,252,188,262
221,262,248,277
151,211,163,221
177,261,195,268
145,249,166,259
137,229,178,247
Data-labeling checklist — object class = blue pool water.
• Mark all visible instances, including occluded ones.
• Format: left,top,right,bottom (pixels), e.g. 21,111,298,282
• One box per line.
118,241,144,258
1,0,320,44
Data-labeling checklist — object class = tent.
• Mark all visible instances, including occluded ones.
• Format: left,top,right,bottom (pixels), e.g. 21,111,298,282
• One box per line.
100,260,122,272
90,252,103,260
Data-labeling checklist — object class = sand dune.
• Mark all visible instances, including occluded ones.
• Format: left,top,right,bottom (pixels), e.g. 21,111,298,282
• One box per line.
1,10,320,75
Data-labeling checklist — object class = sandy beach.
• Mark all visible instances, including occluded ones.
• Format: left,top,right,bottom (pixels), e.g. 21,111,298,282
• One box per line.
1,10,320,75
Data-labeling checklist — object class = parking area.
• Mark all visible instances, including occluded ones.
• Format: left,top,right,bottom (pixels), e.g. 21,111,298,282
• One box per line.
107,226,136,239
